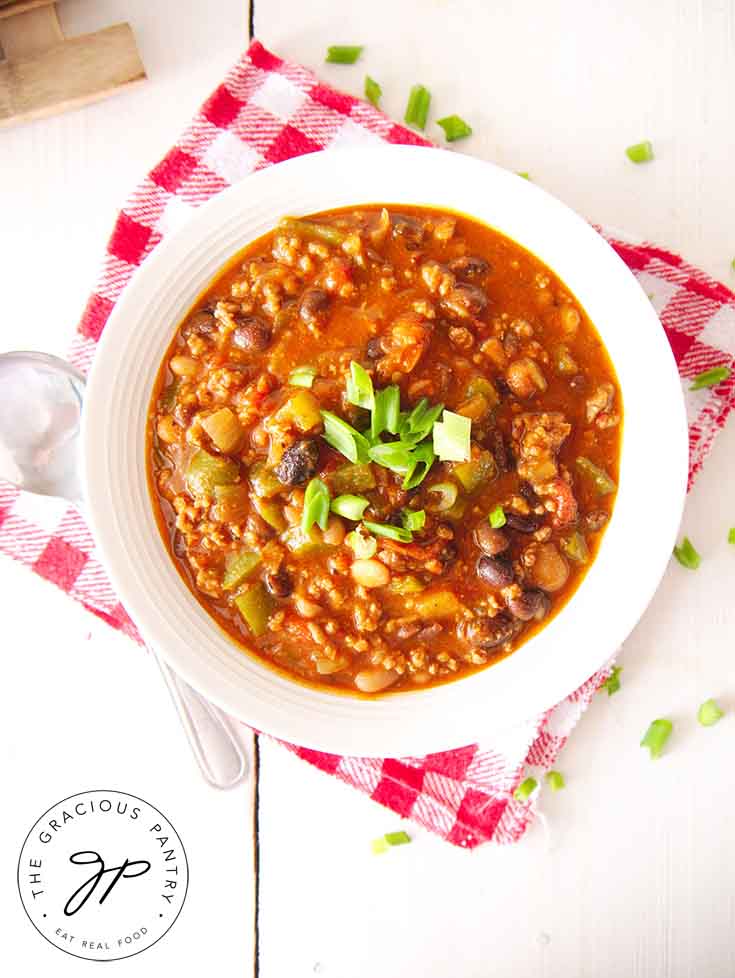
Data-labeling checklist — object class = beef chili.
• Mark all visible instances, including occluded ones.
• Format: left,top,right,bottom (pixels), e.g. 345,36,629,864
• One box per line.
148,205,622,695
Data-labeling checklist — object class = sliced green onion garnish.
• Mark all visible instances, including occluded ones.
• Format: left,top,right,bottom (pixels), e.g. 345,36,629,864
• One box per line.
425,481,458,512
321,410,370,464
371,830,411,853
729,528,735,545
364,75,382,107
288,365,317,388
545,770,565,792
368,441,412,473
626,140,654,164
697,698,724,727
363,520,412,543
346,360,374,410
325,45,363,64
640,718,673,759
436,114,472,142
433,409,471,462
689,365,731,390
331,494,369,521
600,665,622,696
489,505,506,529
371,384,401,439
403,441,436,489
404,84,431,130
345,528,377,559
673,536,700,570
401,397,444,443
514,777,538,802
517,171,530,180
731,258,735,273
402,509,426,532
302,478,331,533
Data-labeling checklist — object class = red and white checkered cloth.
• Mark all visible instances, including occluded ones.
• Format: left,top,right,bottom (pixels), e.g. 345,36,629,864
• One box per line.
3,40,735,846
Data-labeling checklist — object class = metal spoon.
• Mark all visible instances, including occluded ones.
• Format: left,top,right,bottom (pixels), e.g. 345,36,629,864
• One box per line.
0,351,249,790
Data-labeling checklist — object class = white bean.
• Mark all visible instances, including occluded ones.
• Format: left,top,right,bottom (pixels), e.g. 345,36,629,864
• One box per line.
354,668,399,693
322,515,346,546
350,558,390,589
169,355,200,378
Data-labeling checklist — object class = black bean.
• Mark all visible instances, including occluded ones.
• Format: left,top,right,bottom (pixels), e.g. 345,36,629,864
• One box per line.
474,523,509,556
504,511,543,533
449,255,490,280
507,589,549,622
274,439,320,486
299,288,331,326
265,570,292,598
490,429,511,473
477,555,514,588
463,613,515,650
366,336,384,359
231,316,272,352
437,542,458,566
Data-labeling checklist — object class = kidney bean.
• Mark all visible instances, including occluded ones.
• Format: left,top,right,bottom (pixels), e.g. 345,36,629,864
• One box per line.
504,511,543,533
299,288,331,326
185,309,217,336
232,316,272,352
474,523,510,556
477,555,514,588
507,589,549,622
463,613,515,650
265,570,293,598
449,255,490,280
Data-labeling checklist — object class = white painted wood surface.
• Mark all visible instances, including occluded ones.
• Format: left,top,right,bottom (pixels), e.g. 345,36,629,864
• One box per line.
2,1,735,976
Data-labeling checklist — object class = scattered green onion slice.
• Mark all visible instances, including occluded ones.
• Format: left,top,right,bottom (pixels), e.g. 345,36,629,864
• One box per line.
729,527,735,545
401,397,444,443
425,481,459,513
489,505,506,529
626,140,654,164
403,441,436,490
371,384,401,439
517,171,530,180
731,258,735,273
288,365,317,388
345,528,377,559
697,698,724,727
673,536,701,570
321,410,370,464
368,441,412,473
363,520,412,543
346,360,374,410
640,718,673,759
402,509,426,532
436,114,472,142
331,494,369,521
302,478,331,533
404,84,431,130
514,777,538,802
545,770,565,792
325,45,363,64
689,366,731,390
600,665,622,696
364,75,382,107
371,830,411,854
433,410,471,462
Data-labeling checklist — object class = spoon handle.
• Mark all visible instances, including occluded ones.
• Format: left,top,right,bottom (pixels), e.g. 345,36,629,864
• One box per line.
155,652,251,790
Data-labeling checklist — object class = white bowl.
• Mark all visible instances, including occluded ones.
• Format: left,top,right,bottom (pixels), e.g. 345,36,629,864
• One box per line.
82,146,688,757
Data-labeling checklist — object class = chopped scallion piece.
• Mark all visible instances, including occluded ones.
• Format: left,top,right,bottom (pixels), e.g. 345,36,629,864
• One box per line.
371,830,411,853
433,410,471,462
364,75,382,107
288,365,317,388
729,527,735,545
697,698,724,727
363,520,412,543
331,494,369,521
325,45,363,64
517,171,530,180
489,505,506,529
371,836,389,855
689,366,731,390
401,397,444,444
402,509,426,532
346,361,374,410
371,384,401,439
514,777,538,802
600,665,622,696
640,718,673,759
403,441,435,490
731,258,735,273
302,478,331,533
404,84,431,130
673,536,700,570
626,140,654,164
321,410,370,464
436,114,472,142
368,441,412,473
545,770,565,792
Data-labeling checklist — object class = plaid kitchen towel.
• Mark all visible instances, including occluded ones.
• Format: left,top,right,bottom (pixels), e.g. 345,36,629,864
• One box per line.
2,40,735,847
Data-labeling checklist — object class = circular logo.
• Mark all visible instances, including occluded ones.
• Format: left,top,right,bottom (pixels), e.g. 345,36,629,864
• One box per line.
17,790,188,962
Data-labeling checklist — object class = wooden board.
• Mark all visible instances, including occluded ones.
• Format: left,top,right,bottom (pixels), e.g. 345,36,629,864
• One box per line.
0,22,145,128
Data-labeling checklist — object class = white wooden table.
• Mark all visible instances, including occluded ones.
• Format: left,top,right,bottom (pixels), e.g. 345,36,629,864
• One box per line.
3,2,735,976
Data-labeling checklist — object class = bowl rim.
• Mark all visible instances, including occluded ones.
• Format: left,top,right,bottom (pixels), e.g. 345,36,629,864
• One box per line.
81,145,688,757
